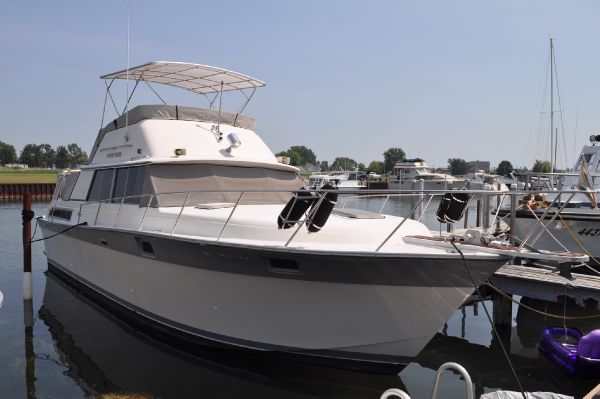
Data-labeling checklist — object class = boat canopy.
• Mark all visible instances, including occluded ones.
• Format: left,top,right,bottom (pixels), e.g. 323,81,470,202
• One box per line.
100,61,266,94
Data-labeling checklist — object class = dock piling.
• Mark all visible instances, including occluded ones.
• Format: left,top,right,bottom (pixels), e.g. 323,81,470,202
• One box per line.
22,192,32,300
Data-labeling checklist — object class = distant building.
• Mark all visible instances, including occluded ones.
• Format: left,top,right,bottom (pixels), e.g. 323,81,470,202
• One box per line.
4,163,29,169
467,160,490,173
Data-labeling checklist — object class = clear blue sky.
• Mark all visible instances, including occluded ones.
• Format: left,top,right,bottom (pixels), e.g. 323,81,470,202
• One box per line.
2,1,600,170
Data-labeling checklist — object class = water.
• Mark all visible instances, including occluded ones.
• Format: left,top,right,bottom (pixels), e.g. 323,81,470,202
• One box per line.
1,201,599,398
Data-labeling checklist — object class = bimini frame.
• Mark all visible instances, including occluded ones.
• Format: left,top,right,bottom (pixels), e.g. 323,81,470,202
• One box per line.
93,61,266,161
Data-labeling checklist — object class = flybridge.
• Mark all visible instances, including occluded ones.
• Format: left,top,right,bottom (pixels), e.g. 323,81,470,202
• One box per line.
91,62,267,163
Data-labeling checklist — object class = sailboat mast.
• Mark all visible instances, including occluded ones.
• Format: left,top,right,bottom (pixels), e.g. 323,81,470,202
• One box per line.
550,38,555,173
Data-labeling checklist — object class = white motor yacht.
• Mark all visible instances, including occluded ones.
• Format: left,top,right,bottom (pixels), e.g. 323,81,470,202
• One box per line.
388,159,464,191
307,170,366,191
40,61,513,370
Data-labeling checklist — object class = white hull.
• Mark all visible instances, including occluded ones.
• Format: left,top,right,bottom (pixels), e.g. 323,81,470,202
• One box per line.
41,221,503,366
387,178,464,191
511,213,600,259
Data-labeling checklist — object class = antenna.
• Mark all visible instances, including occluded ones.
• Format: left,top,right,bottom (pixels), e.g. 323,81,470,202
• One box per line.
125,4,130,130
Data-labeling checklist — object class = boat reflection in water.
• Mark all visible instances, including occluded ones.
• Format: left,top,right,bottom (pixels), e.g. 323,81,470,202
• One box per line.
39,271,600,398
39,273,406,398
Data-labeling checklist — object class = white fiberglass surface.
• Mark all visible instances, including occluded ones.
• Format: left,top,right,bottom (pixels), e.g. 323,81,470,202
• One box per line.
122,204,453,254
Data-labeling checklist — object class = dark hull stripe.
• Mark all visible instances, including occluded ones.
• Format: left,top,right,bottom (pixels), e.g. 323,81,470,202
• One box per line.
40,219,506,287
47,260,409,372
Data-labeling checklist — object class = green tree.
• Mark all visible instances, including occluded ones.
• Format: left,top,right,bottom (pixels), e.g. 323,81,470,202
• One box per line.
20,144,42,167
496,160,514,176
331,157,357,171
383,147,406,173
448,158,468,176
55,145,70,168
67,143,88,166
367,160,384,174
0,140,17,165
288,145,317,166
319,160,329,171
532,159,552,173
39,143,56,168
357,162,366,171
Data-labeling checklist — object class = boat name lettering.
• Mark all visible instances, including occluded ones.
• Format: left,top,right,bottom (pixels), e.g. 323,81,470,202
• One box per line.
106,152,122,158
200,249,248,261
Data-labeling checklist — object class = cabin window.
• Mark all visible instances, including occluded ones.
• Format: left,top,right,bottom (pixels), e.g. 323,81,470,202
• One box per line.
87,169,115,202
52,175,64,201
61,172,80,201
112,168,129,202
124,166,146,204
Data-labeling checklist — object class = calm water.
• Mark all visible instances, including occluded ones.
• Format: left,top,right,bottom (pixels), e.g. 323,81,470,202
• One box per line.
1,201,599,398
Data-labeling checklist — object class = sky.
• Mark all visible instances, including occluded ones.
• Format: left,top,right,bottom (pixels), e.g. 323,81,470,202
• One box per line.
2,1,600,170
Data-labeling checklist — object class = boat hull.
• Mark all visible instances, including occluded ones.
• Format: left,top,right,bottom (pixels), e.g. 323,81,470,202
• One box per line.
387,179,464,191
510,210,600,261
40,219,506,370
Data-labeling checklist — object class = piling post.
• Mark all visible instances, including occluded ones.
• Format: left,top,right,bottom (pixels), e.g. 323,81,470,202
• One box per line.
476,198,481,227
410,180,416,220
463,181,470,228
417,179,424,220
492,291,512,327
509,192,516,245
22,192,33,300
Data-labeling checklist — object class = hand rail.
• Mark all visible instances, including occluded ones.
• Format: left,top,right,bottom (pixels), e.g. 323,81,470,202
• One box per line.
430,362,473,399
217,192,243,240
61,186,594,255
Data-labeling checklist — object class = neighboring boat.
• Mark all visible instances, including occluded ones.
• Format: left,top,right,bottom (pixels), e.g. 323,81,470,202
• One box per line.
387,159,464,191
307,170,366,191
501,139,600,263
464,171,508,191
40,61,512,371
538,326,600,377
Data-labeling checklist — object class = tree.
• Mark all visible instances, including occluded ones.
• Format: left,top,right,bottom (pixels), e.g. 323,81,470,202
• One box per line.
357,162,366,171
0,140,17,165
447,158,468,176
331,157,357,171
39,143,56,168
288,145,317,166
55,145,70,168
20,144,42,167
496,160,514,176
367,160,384,174
319,160,329,171
383,147,406,173
532,159,552,173
67,143,88,166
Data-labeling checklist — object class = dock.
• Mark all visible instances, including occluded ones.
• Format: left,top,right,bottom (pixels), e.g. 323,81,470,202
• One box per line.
490,264,600,306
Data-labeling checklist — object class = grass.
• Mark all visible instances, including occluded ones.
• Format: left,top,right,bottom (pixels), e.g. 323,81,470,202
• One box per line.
0,168,60,184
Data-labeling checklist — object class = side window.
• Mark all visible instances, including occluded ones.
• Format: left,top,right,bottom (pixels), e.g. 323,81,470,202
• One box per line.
87,169,115,202
52,175,64,201
124,166,146,204
112,168,128,202
61,171,80,201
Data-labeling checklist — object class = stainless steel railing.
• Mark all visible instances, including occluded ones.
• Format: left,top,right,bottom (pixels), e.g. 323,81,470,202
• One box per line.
63,185,599,251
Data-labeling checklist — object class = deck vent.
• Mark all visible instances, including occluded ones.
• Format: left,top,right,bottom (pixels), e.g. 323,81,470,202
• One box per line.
174,148,186,156
269,258,301,274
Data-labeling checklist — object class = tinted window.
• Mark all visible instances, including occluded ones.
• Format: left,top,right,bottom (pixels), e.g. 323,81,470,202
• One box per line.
112,168,128,202
87,169,115,201
61,172,80,201
52,175,63,201
124,166,146,204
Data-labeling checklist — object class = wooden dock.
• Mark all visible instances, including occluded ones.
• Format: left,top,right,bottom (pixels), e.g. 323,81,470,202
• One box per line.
0,183,54,201
490,264,600,306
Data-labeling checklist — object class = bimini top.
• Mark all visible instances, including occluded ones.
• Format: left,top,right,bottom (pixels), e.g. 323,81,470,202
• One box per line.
100,61,266,94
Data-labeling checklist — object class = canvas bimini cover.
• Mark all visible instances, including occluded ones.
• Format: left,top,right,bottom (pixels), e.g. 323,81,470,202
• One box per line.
101,61,266,94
